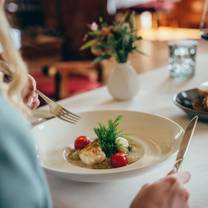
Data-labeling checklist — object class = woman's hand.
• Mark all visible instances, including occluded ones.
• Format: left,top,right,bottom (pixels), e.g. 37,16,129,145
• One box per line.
130,171,191,208
22,75,40,110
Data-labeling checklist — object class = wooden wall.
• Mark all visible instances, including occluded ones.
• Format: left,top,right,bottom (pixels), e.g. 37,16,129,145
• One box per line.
159,0,204,28
8,0,205,60
42,0,108,60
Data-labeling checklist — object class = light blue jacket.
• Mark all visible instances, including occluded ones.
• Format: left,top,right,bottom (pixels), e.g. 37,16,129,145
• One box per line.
0,95,52,208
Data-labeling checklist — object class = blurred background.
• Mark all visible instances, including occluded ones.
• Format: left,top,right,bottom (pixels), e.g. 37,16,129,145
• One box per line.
5,0,207,100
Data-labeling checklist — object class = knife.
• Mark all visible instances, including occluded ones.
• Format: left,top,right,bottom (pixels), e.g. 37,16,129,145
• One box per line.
173,116,198,172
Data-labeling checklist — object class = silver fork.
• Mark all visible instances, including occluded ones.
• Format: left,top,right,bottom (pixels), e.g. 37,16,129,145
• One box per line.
0,61,79,124
37,90,80,124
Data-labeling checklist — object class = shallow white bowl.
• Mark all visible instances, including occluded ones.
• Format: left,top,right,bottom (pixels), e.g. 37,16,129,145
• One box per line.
32,110,183,182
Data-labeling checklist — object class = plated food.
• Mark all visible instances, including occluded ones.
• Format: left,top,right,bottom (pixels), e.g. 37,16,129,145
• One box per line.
174,84,208,121
193,82,208,112
65,116,143,169
32,110,183,182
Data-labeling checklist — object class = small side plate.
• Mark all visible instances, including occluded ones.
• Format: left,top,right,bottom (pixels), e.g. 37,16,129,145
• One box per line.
173,88,208,122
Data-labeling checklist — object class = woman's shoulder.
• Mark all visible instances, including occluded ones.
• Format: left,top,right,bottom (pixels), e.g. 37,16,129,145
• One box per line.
0,95,52,208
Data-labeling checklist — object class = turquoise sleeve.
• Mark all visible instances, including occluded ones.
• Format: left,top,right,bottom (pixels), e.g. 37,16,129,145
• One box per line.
0,114,52,208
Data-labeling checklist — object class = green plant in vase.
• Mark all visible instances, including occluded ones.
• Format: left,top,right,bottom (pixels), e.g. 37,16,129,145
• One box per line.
81,12,142,100
81,12,142,64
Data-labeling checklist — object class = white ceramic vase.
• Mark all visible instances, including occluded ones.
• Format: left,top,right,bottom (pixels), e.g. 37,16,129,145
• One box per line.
107,62,139,100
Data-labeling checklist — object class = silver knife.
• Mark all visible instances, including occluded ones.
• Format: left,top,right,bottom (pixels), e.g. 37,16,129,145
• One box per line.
173,116,198,172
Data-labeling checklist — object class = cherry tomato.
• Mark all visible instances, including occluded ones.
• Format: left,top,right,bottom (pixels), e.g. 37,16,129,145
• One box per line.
74,136,91,150
111,153,128,168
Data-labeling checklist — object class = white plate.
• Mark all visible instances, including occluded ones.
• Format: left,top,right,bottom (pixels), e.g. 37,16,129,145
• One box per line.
32,110,183,182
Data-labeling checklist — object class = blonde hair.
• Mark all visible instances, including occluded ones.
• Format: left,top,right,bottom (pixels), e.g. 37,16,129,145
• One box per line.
0,3,28,112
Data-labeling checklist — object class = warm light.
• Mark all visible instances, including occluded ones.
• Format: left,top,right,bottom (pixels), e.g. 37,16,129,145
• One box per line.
140,11,152,30
138,27,200,41
192,1,203,12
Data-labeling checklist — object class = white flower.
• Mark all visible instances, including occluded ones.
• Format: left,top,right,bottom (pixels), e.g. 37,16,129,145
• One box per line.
90,22,98,31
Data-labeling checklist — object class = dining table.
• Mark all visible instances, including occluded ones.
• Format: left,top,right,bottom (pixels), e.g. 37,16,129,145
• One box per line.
42,53,208,208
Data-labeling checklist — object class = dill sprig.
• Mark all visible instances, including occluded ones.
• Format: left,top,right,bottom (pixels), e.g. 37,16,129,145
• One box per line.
94,116,123,158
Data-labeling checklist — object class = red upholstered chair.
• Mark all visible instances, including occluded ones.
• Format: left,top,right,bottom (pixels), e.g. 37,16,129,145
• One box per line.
31,61,103,100
51,61,102,99
66,74,101,96
30,66,61,103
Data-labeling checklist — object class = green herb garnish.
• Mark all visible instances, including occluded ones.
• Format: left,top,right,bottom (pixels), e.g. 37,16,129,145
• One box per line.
94,116,123,158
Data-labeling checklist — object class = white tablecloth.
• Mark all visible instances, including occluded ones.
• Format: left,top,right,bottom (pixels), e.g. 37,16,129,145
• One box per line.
47,54,208,208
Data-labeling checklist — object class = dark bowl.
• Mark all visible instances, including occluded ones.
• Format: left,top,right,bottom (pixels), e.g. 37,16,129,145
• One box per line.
173,88,208,122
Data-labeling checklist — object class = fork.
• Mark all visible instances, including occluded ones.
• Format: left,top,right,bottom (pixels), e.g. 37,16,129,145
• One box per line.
0,61,80,124
0,60,80,124
37,90,80,124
